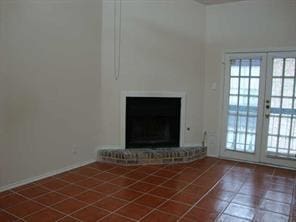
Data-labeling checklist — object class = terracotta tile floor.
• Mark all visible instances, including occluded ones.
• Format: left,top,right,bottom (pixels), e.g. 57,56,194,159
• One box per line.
0,157,295,222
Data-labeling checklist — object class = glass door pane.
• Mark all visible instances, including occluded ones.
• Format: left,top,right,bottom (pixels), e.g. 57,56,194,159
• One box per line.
226,58,262,153
266,57,296,158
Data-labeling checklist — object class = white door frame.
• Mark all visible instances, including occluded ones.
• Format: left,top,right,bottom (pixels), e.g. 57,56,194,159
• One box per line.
220,53,267,163
260,51,296,169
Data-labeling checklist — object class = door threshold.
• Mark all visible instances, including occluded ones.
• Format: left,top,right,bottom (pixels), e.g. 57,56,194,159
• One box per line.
218,156,296,171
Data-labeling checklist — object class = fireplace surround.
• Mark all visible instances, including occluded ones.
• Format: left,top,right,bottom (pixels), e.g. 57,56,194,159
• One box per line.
97,91,207,165
120,91,186,149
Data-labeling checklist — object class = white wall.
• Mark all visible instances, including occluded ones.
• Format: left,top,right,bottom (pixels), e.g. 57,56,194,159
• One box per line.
100,0,206,148
204,0,296,156
0,0,102,188
2,0,296,189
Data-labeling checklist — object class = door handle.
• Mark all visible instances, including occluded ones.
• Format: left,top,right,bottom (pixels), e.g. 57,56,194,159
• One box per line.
265,114,270,119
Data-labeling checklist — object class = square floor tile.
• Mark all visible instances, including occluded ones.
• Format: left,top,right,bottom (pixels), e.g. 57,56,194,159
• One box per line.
259,199,291,215
124,171,149,180
0,210,19,222
141,175,168,185
71,206,109,222
196,196,229,213
254,210,290,222
117,203,152,220
57,216,80,222
148,187,176,199
0,193,27,209
34,192,68,206
216,214,251,222
206,189,235,202
0,190,13,199
224,203,256,220
17,186,49,198
232,193,261,207
40,178,69,190
56,172,88,183
141,210,178,222
94,197,128,212
52,198,85,214
183,184,208,195
100,213,134,222
171,192,202,205
112,189,143,201
76,178,103,189
160,179,188,190
264,190,292,204
157,200,190,216
129,182,155,193
238,185,267,198
24,208,64,222
153,169,178,178
93,172,117,181
56,184,85,197
134,194,166,208
6,200,44,218
74,190,105,204
172,173,197,183
107,166,131,176
109,177,137,187
93,182,122,194
182,207,218,222
12,183,38,192
74,167,100,177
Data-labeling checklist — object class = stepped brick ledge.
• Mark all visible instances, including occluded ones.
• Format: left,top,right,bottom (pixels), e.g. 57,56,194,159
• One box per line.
97,146,207,165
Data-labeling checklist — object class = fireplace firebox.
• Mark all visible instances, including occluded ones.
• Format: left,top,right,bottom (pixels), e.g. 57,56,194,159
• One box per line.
126,97,181,149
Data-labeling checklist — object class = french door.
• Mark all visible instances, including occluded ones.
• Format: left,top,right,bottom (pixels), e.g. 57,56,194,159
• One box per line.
221,51,296,169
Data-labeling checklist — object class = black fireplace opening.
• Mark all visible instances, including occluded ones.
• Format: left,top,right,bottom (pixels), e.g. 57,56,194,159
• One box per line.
126,97,181,149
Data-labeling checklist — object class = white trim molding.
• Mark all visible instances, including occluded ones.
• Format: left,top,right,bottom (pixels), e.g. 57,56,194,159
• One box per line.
120,91,187,149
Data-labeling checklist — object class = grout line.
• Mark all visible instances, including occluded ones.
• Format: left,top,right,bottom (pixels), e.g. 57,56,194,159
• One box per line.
136,159,223,221
4,164,140,222
215,165,254,221
96,164,173,221
96,161,216,221
177,161,239,221
2,158,294,222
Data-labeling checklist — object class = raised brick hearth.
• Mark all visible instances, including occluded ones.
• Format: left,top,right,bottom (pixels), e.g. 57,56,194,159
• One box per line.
97,146,207,165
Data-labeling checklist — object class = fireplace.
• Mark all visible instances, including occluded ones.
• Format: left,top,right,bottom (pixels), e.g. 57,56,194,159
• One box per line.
126,97,181,149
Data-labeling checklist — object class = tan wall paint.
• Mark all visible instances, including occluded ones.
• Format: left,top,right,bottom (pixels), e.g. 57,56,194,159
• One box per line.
99,0,206,148
204,0,296,156
0,0,102,187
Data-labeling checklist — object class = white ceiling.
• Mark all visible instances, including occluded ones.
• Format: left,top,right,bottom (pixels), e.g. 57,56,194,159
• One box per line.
195,0,245,5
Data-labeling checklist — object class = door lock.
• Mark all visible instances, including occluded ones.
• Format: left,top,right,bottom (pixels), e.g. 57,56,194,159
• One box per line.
265,114,270,119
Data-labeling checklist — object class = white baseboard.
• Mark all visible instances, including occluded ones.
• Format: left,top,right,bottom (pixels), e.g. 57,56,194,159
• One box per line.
206,153,219,158
217,156,296,170
0,158,96,193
